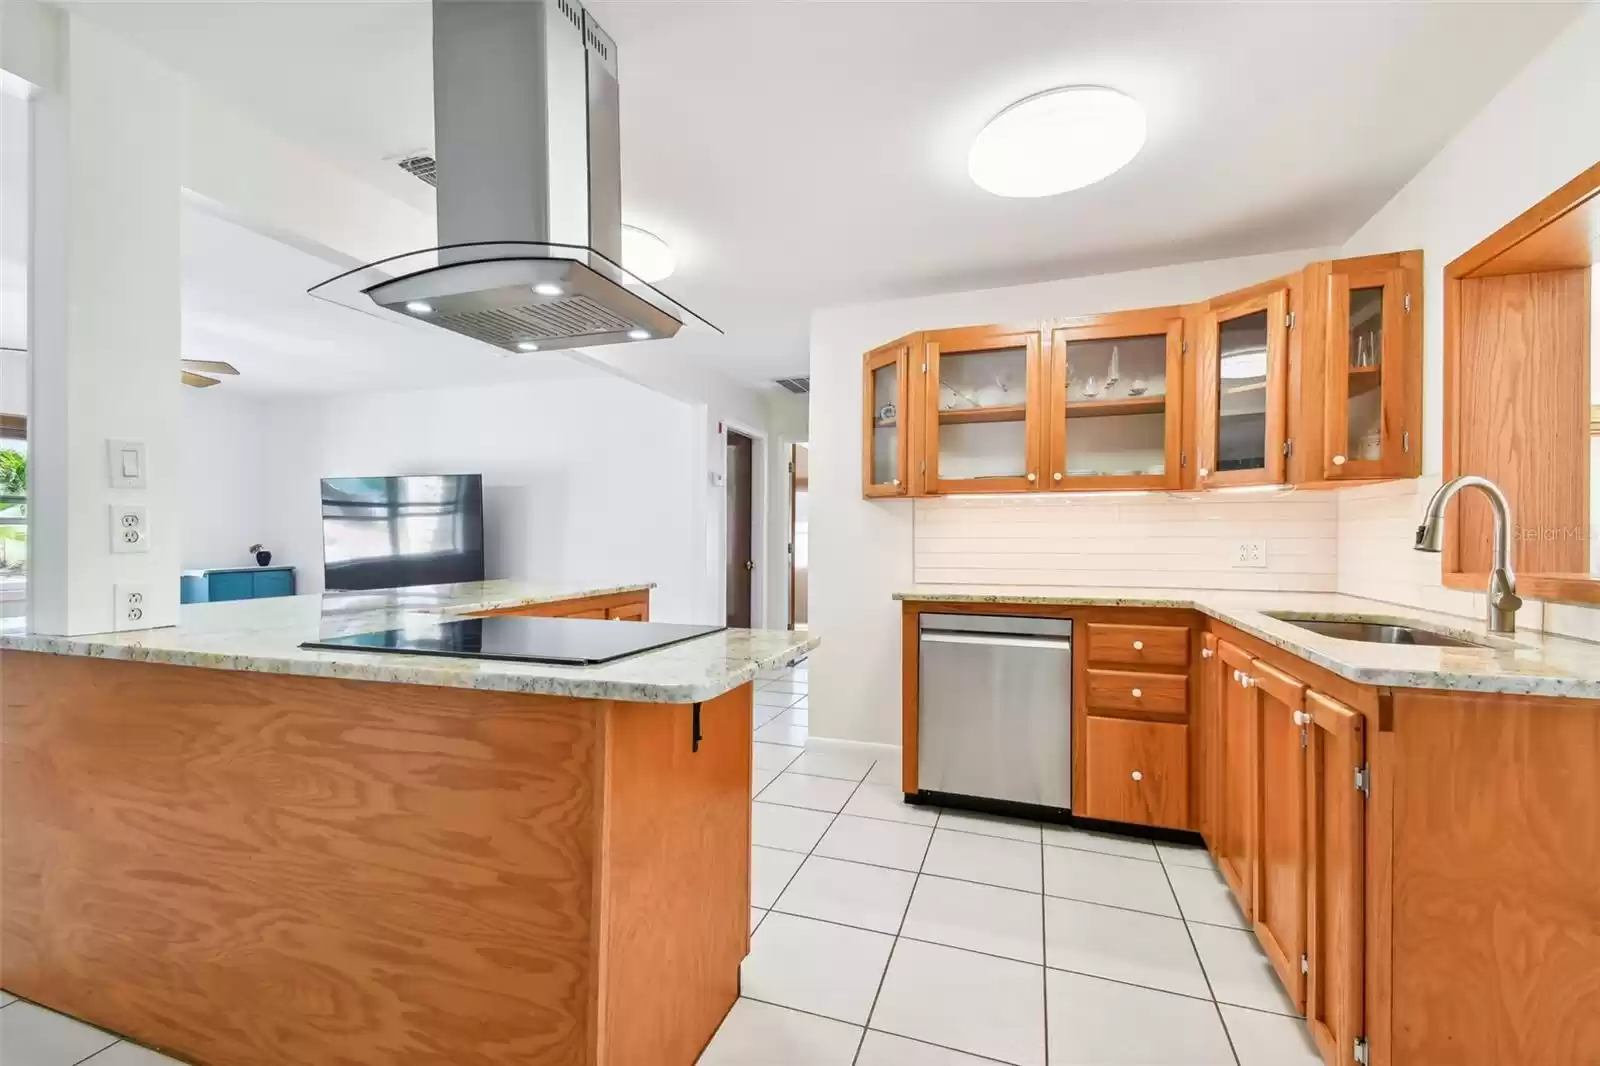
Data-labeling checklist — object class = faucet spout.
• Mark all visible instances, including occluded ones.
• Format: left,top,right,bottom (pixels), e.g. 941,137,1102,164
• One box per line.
1413,475,1522,634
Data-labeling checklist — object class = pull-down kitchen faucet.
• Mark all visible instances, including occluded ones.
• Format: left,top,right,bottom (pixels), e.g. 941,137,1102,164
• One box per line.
1414,475,1523,635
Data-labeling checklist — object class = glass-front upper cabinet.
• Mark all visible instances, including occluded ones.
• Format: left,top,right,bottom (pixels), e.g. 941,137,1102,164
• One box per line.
923,325,1044,494
1045,311,1184,490
1196,289,1289,488
862,334,915,497
1323,262,1415,480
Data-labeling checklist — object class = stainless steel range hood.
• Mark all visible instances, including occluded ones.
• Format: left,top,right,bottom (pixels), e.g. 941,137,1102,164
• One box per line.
309,0,715,352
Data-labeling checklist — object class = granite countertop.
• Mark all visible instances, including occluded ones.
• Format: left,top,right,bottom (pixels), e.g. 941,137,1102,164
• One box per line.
0,579,816,704
896,586,1600,700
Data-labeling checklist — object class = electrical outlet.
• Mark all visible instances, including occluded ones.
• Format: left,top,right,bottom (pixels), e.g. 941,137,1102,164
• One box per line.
114,584,151,630
1231,540,1268,568
110,504,149,553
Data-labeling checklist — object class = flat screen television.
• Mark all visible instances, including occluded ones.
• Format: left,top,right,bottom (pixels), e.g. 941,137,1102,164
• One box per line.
321,474,485,592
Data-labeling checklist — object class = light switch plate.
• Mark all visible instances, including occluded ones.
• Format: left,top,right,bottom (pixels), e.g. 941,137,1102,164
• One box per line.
107,439,147,488
113,584,151,629
110,504,149,553
1231,540,1268,569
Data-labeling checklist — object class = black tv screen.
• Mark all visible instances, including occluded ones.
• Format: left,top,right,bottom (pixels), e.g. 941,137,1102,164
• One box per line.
321,474,486,592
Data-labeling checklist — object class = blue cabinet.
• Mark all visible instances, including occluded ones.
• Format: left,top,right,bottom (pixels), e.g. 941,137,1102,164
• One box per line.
181,566,296,604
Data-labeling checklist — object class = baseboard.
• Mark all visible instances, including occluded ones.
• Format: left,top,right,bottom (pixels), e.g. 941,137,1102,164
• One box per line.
800,736,900,761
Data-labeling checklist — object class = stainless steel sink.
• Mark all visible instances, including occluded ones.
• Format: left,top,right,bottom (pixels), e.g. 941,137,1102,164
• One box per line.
1264,613,1490,649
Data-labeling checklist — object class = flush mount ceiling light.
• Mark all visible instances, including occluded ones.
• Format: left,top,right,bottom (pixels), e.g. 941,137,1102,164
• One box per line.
621,225,676,284
968,86,1146,198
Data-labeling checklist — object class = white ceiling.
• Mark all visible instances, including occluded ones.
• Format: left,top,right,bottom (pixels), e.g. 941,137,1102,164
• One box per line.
55,1,1587,387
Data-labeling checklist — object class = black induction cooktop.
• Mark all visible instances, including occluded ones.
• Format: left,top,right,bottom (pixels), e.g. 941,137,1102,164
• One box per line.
301,616,726,667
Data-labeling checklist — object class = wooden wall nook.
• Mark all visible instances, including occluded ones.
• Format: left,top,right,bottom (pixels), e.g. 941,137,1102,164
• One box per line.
470,587,651,622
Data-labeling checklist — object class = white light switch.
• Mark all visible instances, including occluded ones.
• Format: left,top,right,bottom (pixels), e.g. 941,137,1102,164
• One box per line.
108,439,146,488
110,504,149,553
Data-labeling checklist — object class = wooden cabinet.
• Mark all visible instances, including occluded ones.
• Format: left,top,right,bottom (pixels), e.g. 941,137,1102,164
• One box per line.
1081,716,1189,830
922,324,1046,494
1194,631,1223,846
1216,639,1258,914
471,589,651,622
1044,310,1185,490
1319,253,1422,481
1304,691,1366,1066
1195,288,1290,488
863,334,916,497
1084,622,1190,668
1249,657,1309,1011
607,601,647,621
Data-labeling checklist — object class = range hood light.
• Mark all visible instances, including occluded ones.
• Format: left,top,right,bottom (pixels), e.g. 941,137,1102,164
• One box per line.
516,341,540,351
405,301,434,314
532,283,563,296
627,328,651,341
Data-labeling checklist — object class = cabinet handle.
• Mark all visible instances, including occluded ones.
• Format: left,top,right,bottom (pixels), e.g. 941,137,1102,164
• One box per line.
1132,640,1144,650
1026,472,1037,482
1053,472,1063,482
1131,688,1143,698
1332,455,1347,466
1202,648,1214,659
1130,770,1143,782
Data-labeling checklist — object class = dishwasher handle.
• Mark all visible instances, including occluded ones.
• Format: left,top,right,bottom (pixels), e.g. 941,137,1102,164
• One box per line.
920,632,1073,651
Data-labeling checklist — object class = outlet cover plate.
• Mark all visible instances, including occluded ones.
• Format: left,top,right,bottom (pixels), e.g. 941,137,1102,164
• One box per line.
113,584,152,630
1231,540,1268,569
110,504,149,554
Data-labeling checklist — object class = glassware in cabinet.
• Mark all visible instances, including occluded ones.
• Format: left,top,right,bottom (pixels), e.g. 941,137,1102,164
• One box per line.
924,325,1044,494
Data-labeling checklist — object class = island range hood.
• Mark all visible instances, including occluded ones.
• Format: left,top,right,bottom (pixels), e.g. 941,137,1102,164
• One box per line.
309,0,715,353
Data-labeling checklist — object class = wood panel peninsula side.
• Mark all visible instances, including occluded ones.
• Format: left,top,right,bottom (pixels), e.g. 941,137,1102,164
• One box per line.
1,580,817,1066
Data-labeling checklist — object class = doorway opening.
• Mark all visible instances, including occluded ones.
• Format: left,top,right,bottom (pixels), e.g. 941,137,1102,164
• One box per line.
788,442,808,630
725,428,755,628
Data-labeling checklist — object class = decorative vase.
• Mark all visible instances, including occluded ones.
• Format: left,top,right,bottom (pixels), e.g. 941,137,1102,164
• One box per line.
256,550,272,567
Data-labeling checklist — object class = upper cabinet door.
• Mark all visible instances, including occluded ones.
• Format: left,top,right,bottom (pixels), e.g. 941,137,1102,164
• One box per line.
1323,264,1415,480
862,335,914,497
1196,289,1290,488
924,325,1044,494
1045,311,1185,491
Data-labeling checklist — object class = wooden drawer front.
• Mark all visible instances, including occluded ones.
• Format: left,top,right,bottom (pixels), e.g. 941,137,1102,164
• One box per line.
1086,623,1190,667
1083,716,1190,829
568,608,608,619
1085,668,1188,719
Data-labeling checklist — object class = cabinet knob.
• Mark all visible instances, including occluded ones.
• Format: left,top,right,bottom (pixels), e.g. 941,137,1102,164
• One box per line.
1293,710,1312,726
1243,675,1256,688
1332,455,1347,466
1199,467,1210,477
1132,640,1144,650
1053,472,1063,482
1202,648,1214,659
1131,770,1143,782
1131,688,1143,698
1026,472,1037,482
891,478,901,486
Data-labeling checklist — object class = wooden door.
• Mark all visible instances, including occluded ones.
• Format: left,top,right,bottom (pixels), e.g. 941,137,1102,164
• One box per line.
924,325,1045,494
1304,691,1365,1066
1324,266,1412,480
1044,310,1185,491
1251,656,1309,1011
863,335,914,497
1195,289,1289,488
725,430,754,628
1082,716,1189,829
1196,632,1222,847
1216,639,1258,915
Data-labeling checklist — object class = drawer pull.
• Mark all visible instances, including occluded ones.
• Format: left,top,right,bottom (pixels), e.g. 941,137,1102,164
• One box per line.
1232,669,1241,682
1202,647,1214,659
1132,640,1144,651
1130,770,1143,782
1131,688,1143,698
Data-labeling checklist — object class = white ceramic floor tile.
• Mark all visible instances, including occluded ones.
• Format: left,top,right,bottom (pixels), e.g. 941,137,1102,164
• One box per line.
1156,842,1215,870
741,912,894,1025
758,680,809,696
922,830,1042,893
753,802,835,853
0,990,14,1007
814,815,932,873
788,697,809,712
1045,969,1235,1065
1188,922,1299,1016
754,741,804,773
870,938,1045,1066
856,1030,1000,1066
751,845,806,909
1220,1003,1324,1066
775,855,916,934
936,809,1042,843
1041,824,1160,861
755,721,811,747
1043,845,1179,917
79,1042,186,1066
901,875,1044,964
755,690,804,708
842,784,940,826
751,907,767,933
788,749,875,781
753,769,779,796
865,760,904,788
696,998,862,1066
1167,862,1250,929
765,707,810,730
758,772,857,813
1043,896,1209,999
754,705,788,730
0,1002,120,1066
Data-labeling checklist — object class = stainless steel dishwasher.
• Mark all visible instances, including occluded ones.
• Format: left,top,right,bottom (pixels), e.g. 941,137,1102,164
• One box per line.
918,613,1073,811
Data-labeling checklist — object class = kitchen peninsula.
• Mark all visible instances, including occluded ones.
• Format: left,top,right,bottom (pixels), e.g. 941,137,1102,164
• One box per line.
1,580,817,1066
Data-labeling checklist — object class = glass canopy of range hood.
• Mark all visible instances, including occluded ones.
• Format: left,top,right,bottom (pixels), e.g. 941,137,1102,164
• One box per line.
308,241,721,354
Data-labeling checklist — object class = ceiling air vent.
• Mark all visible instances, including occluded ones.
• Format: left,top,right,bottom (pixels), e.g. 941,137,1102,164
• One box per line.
397,153,437,187
775,377,810,395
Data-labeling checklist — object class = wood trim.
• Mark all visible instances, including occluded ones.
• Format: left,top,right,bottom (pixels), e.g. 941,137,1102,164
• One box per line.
901,605,919,793
1445,569,1600,606
1246,655,1306,711
1450,160,1600,279
862,336,913,498
470,589,651,622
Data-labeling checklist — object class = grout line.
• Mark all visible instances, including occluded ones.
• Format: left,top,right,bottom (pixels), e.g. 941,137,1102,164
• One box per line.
755,762,874,927
1040,841,1051,1065
1156,845,1241,1066
737,996,1015,1066
74,1041,131,1066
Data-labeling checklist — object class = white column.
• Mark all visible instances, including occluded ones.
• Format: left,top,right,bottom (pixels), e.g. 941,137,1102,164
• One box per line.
27,15,183,634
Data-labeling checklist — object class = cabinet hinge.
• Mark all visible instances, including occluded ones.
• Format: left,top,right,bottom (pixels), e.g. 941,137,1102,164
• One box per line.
788,461,795,474
921,362,928,373
1300,953,1309,975
1285,311,1296,329
1179,450,1188,469
1354,1037,1371,1065
1283,439,1293,458
919,459,926,475
1300,726,1308,749
1402,430,1410,454
1403,293,1412,313
1181,340,1189,354
1355,763,1371,797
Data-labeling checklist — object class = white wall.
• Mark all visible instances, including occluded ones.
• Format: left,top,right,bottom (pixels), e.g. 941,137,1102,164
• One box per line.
808,246,1334,745
763,389,808,629
177,389,271,571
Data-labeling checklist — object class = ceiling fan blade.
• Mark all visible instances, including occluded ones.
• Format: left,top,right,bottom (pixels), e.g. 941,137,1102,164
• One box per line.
181,359,239,376
181,371,221,388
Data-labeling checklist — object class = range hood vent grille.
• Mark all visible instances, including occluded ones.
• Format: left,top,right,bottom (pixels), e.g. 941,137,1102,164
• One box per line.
440,297,635,345
775,377,811,395
397,154,438,187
